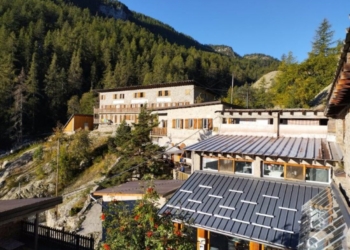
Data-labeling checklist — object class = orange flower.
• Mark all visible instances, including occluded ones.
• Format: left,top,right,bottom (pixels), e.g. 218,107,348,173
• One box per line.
146,231,153,238
175,230,182,237
103,243,110,250
134,215,140,221
100,213,106,221
147,187,154,194
154,224,159,229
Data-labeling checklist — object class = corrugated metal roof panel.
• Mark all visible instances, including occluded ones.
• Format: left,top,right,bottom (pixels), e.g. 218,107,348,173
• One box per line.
185,135,343,161
159,171,326,249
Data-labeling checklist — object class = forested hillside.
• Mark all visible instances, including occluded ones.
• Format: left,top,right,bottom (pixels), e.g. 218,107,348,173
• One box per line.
0,0,279,149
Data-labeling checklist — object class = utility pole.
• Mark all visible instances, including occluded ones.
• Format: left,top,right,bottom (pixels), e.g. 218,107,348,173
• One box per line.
246,85,249,108
230,73,234,104
56,139,59,197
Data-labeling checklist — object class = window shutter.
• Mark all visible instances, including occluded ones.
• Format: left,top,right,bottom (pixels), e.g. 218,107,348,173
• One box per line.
198,119,203,129
180,119,183,129
194,119,198,129
208,119,213,130
185,119,189,129
172,119,175,128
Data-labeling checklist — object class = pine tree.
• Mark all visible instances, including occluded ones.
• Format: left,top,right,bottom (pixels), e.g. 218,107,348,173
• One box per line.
67,49,83,95
102,107,170,187
311,19,334,56
11,68,26,145
25,52,40,132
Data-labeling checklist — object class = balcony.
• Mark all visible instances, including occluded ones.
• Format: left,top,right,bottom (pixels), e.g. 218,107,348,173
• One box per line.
151,127,167,136
93,107,141,114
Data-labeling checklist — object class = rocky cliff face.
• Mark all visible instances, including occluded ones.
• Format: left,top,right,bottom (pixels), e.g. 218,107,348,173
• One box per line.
207,45,241,58
98,4,129,20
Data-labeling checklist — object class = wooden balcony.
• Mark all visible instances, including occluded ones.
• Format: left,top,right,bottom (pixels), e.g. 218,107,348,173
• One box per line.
93,107,141,114
151,127,167,136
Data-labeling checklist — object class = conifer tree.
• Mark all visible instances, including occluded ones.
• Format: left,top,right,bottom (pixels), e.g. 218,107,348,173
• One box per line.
311,19,334,56
67,49,83,95
103,107,170,187
25,52,40,132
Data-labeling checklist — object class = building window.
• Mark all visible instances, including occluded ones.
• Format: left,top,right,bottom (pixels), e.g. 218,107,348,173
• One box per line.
235,161,252,174
172,119,183,129
185,119,194,129
134,92,145,98
100,94,106,100
222,118,227,124
202,157,218,171
199,118,213,130
120,94,125,99
158,90,170,96
263,163,284,178
263,162,330,183
113,94,117,99
202,157,252,174
285,164,304,180
219,159,234,172
306,167,329,183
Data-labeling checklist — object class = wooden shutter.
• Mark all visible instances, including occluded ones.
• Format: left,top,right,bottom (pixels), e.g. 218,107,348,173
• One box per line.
172,119,176,128
194,119,198,129
198,119,203,129
185,119,189,129
208,119,213,130
180,119,183,129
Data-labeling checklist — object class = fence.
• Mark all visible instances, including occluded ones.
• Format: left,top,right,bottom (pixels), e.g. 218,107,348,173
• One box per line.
21,221,94,250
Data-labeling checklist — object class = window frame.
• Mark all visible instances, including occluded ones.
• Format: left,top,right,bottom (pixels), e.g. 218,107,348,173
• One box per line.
202,156,253,175
263,161,331,183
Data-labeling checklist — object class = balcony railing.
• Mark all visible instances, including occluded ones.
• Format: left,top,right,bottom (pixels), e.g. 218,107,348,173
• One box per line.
151,127,167,136
94,107,141,114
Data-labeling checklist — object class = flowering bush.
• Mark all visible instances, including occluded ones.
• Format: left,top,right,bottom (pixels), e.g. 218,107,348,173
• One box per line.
101,179,195,250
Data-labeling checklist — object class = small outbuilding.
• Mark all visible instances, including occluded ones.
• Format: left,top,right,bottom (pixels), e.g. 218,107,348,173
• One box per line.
63,114,93,134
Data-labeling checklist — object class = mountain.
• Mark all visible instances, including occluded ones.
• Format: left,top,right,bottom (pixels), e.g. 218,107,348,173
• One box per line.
243,53,279,61
251,71,279,89
0,0,280,149
207,45,241,58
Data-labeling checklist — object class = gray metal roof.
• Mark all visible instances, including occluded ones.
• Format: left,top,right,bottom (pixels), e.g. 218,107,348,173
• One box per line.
185,135,343,162
159,171,326,249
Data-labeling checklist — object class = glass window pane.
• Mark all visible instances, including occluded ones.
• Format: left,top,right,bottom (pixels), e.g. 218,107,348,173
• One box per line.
306,167,329,183
203,158,218,171
219,159,233,172
235,161,252,174
263,163,284,178
286,165,304,180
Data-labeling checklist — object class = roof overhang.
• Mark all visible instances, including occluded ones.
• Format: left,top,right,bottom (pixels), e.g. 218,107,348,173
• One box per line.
0,197,62,226
325,27,350,118
185,135,343,162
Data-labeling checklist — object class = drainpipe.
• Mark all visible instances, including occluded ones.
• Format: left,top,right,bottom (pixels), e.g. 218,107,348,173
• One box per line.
273,112,280,137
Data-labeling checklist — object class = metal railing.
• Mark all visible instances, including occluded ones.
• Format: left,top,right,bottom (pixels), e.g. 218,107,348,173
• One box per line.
22,221,94,250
